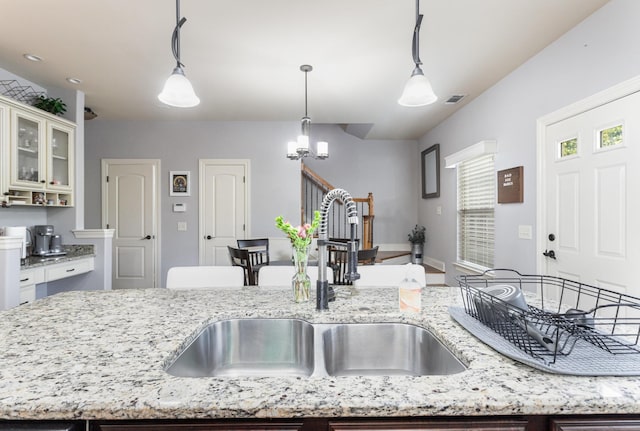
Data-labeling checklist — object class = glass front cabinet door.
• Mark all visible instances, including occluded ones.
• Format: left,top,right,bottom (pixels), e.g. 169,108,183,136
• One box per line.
11,108,46,189
47,121,74,192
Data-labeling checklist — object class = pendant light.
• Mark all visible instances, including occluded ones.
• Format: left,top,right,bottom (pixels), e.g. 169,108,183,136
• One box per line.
158,0,200,108
287,65,329,160
398,0,437,107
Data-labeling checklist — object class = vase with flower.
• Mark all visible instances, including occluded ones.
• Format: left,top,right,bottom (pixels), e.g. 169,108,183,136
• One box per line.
275,211,321,302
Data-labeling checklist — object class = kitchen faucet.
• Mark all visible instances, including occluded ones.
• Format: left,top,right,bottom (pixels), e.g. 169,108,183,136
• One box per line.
316,188,360,310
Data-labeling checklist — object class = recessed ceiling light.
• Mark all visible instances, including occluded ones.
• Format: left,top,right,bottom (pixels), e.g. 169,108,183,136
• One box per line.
23,53,43,62
66,77,82,85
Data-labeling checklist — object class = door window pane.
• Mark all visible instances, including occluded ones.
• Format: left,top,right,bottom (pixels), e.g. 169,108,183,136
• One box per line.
599,124,623,148
559,137,578,158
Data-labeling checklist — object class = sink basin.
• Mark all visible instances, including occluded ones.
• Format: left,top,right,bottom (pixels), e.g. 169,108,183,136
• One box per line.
321,323,466,376
165,318,315,377
165,319,466,377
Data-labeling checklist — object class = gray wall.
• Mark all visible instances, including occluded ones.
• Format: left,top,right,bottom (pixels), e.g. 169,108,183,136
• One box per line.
419,0,640,285
84,120,418,283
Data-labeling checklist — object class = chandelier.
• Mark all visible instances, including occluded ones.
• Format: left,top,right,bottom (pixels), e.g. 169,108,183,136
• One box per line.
287,65,329,160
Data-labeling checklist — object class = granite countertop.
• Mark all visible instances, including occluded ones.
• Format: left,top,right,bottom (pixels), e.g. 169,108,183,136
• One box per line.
21,245,95,269
1,286,640,421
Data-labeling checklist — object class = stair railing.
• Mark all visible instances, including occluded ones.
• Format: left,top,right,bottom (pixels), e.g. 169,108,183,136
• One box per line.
301,163,374,249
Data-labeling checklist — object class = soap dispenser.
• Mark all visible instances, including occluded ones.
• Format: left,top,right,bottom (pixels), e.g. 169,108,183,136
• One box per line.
399,265,422,313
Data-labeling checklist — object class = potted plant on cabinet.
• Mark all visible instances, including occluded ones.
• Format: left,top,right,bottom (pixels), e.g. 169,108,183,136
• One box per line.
33,95,67,116
408,224,426,264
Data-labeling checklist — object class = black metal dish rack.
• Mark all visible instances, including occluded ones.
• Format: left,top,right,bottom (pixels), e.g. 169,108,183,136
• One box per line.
457,269,640,365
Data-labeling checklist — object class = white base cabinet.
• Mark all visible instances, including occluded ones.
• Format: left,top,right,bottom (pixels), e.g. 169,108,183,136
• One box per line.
19,257,94,305
19,267,44,305
45,258,94,282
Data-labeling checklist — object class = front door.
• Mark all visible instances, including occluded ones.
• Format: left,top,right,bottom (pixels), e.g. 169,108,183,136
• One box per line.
199,159,248,265
102,159,160,289
541,86,640,299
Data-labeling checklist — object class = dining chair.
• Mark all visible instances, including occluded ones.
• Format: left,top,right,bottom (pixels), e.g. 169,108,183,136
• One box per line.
328,245,378,285
258,266,333,287
166,266,245,289
328,246,350,285
353,264,426,288
358,246,379,265
237,238,270,284
227,246,255,286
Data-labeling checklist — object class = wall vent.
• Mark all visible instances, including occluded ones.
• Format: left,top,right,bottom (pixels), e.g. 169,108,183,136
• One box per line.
445,95,465,104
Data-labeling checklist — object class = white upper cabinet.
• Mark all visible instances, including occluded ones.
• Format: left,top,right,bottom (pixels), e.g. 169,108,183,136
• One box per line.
1,94,75,207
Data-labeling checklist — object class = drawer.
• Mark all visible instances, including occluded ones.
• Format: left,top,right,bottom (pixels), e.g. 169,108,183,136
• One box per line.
20,284,36,305
45,258,95,282
20,267,45,287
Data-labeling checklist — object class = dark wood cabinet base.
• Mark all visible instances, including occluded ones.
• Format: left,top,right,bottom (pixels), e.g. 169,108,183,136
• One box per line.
85,415,640,431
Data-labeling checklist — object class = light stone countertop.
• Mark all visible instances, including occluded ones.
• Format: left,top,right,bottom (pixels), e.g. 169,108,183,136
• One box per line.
1,286,640,421
21,245,95,269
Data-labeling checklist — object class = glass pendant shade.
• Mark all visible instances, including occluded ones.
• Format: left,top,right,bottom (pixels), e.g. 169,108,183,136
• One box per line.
317,141,329,158
158,66,200,108
287,142,298,158
297,135,309,152
398,67,437,107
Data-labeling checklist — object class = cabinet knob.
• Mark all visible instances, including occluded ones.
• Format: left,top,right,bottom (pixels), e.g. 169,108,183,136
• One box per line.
40,180,46,183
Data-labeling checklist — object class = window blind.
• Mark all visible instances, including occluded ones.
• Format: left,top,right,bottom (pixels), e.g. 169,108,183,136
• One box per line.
457,154,495,269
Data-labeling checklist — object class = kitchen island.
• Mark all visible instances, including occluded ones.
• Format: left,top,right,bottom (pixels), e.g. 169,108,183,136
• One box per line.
1,286,640,429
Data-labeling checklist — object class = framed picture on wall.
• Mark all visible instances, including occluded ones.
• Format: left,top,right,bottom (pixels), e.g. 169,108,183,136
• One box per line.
421,144,440,199
170,171,190,196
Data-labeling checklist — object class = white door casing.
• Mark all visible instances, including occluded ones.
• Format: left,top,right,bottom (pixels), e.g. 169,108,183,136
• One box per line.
102,159,160,289
537,77,640,300
199,159,249,265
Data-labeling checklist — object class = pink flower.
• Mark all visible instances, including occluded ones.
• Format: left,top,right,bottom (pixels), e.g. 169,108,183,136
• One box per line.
297,226,307,238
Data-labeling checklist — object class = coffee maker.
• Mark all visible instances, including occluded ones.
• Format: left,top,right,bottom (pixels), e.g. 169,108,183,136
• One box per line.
32,225,66,257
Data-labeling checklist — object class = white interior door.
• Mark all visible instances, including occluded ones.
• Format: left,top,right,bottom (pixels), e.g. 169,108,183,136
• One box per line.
199,160,248,265
542,89,640,298
102,159,160,289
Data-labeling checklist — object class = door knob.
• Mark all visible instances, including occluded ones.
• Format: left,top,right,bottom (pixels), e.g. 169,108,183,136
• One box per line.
205,235,212,240
543,249,556,259
143,235,152,240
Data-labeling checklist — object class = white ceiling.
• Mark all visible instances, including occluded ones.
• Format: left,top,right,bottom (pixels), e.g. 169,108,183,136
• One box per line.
0,0,609,140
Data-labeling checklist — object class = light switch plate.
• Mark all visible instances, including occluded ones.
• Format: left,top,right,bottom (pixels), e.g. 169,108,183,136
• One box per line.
518,225,532,240
177,222,187,232
436,205,442,215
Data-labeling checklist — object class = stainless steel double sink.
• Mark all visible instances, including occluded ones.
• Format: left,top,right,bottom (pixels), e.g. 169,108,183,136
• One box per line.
165,319,466,378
